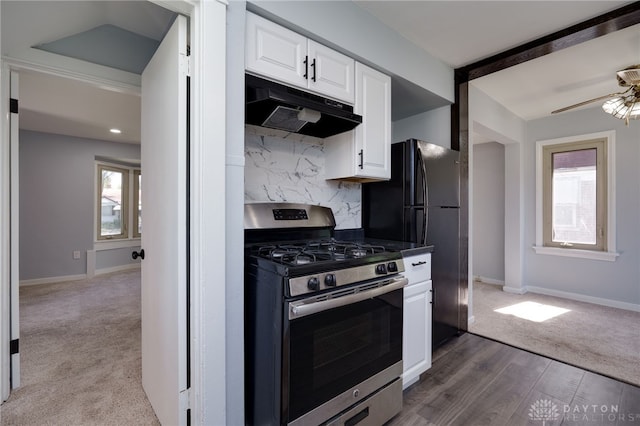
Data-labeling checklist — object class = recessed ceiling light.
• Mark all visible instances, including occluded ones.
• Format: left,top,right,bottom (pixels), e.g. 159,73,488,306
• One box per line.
110,128,122,134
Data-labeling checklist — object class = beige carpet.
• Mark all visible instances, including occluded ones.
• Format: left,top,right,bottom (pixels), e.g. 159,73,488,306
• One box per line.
470,281,640,387
0,270,159,425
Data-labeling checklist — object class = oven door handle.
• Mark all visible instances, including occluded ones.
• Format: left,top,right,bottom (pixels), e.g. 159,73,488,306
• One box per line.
289,277,407,320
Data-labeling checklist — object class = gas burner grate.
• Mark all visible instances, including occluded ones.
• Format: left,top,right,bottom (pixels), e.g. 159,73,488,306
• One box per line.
253,239,388,266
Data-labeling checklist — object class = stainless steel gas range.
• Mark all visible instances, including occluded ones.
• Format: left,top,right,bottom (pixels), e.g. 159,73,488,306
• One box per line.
244,203,406,426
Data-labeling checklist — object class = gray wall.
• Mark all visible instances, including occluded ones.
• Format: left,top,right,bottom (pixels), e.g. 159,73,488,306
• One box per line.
392,106,452,148
472,142,505,282
524,107,640,305
19,130,140,281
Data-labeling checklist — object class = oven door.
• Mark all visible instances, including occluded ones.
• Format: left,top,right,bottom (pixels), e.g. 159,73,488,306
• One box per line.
284,276,406,425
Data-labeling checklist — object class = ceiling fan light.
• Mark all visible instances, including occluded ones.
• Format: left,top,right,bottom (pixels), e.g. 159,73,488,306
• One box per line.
602,97,624,115
602,97,640,120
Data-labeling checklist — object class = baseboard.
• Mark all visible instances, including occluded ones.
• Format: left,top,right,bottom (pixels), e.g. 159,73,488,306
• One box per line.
474,276,505,286
502,285,527,295
95,263,141,276
526,285,640,312
20,274,87,287
20,264,140,287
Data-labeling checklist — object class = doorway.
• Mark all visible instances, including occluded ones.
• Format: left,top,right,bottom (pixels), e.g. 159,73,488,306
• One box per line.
2,1,230,424
10,69,149,417
2,0,181,423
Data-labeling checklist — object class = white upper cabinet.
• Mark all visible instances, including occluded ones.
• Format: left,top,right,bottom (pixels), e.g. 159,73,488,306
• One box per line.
324,62,391,181
307,41,354,104
245,12,354,104
245,12,307,89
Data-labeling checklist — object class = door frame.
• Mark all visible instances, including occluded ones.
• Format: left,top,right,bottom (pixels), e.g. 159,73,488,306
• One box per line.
0,0,229,423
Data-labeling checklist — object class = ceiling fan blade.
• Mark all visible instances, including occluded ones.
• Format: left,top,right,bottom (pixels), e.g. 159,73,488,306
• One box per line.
551,88,632,114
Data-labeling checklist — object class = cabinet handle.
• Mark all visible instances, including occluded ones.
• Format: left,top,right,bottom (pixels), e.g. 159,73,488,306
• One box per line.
311,58,316,82
303,56,308,79
411,260,427,267
358,149,363,169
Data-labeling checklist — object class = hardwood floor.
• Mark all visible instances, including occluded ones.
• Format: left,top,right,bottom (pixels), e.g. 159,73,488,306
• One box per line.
388,333,640,426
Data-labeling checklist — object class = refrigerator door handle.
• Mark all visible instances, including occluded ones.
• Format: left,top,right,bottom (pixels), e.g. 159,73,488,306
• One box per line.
417,146,428,245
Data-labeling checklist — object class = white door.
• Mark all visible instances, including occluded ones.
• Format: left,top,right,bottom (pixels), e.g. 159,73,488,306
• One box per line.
140,15,189,426
5,70,21,398
10,71,20,390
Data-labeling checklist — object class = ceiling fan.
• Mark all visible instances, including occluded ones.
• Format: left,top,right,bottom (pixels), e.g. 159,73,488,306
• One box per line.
551,64,640,125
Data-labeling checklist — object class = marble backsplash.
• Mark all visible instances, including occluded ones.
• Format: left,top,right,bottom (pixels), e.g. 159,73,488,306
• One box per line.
244,125,361,229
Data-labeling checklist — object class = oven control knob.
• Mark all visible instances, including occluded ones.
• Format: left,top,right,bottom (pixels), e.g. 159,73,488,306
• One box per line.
387,262,398,273
307,277,320,291
375,264,387,275
324,274,337,287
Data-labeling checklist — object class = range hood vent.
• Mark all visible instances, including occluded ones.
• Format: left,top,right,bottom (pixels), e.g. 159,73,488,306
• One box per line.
245,74,362,138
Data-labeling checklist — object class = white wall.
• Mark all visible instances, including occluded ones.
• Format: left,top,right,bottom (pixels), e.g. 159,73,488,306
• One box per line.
524,107,640,307
472,142,505,282
392,106,451,147
469,85,525,144
468,85,526,319
224,1,246,424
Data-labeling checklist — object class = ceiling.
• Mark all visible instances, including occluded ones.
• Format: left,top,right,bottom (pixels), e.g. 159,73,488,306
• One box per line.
1,1,638,144
1,0,176,144
355,0,638,121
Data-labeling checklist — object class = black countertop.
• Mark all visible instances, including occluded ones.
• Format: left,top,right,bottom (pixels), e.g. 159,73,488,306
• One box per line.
334,228,434,257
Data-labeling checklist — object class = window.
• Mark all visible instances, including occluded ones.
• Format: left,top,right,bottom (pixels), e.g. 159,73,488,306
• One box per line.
97,163,141,241
535,131,617,261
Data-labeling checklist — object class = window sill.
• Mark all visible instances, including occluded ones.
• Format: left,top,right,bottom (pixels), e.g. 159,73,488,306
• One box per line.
532,245,619,262
94,239,141,251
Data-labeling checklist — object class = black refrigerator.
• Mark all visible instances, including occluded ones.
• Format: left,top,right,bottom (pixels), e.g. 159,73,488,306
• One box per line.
363,139,461,349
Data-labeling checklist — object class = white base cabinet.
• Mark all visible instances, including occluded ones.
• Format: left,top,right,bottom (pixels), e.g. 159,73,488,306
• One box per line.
402,253,432,389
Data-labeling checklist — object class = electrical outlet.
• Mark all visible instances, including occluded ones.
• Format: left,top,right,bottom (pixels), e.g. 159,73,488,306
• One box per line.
73,251,81,260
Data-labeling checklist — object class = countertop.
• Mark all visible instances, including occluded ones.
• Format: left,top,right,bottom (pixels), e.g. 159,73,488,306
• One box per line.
364,238,434,257
333,229,434,257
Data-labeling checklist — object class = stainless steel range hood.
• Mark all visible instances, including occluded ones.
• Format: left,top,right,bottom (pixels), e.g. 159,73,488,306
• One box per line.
245,74,362,138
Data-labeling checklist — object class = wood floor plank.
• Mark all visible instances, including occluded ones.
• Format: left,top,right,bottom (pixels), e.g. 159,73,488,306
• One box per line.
385,411,435,426
508,388,565,426
533,360,585,404
571,371,624,407
388,334,636,426
415,342,522,424
446,350,549,425
617,384,640,426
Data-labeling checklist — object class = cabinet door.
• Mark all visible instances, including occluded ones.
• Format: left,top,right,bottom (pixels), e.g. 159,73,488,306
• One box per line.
308,40,354,104
355,62,391,179
402,280,432,389
245,12,308,89
323,62,391,181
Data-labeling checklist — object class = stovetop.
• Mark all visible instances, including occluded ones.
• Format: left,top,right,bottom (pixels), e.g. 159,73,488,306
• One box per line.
246,237,405,297
244,203,407,297
252,238,391,266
